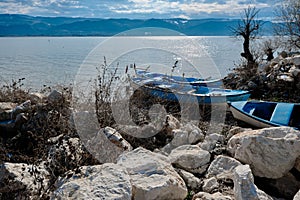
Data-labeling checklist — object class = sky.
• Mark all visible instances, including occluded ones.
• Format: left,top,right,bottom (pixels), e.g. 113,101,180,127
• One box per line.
0,0,282,19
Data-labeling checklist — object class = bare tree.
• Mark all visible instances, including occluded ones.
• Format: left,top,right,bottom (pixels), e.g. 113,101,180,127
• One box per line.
263,39,275,61
231,6,263,65
274,0,300,49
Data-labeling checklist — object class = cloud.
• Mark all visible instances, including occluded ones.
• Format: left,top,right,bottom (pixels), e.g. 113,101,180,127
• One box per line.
110,0,180,14
0,1,35,14
0,0,279,19
175,14,191,19
108,0,278,18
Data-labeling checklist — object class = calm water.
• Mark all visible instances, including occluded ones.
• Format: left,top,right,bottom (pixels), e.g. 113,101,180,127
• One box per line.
0,36,244,90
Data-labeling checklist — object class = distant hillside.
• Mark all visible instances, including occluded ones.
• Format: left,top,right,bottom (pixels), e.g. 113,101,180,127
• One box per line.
0,14,274,36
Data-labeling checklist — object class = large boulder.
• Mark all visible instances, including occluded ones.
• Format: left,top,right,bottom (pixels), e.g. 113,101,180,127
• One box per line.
169,145,210,174
117,147,187,200
0,162,49,199
228,127,300,178
52,163,132,199
233,165,273,200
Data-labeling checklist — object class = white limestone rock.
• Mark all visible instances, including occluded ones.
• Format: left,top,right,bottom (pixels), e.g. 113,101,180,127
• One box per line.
226,126,252,140
228,127,300,178
29,92,46,104
86,127,132,163
193,192,233,200
202,177,219,193
52,163,132,199
206,155,242,180
164,114,181,135
71,110,114,163
11,100,31,118
0,162,49,199
170,129,189,147
102,127,133,151
169,145,210,174
0,102,16,111
181,122,204,144
0,102,15,121
176,169,202,191
288,66,300,77
117,147,187,200
199,133,225,152
161,123,204,154
294,189,300,200
290,55,300,67
233,165,273,200
277,73,294,82
117,123,160,138
47,90,63,104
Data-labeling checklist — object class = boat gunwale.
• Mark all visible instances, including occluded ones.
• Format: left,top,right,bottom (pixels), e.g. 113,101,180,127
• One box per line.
229,101,280,127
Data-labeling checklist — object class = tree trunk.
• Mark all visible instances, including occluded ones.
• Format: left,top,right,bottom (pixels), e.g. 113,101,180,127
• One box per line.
241,27,254,64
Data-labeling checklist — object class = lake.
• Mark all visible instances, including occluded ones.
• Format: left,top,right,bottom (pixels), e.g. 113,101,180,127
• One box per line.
0,36,245,90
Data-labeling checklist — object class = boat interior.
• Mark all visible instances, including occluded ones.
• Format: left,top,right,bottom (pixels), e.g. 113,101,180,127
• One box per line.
243,102,300,129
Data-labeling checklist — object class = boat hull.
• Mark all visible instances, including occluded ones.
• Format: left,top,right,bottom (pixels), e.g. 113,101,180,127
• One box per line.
131,81,250,105
135,70,223,88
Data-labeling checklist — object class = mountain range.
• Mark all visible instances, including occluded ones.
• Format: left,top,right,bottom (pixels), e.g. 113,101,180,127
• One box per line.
0,14,274,36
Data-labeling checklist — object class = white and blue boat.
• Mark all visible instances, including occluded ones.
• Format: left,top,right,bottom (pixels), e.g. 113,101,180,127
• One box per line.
131,77,250,105
229,101,300,129
135,69,223,88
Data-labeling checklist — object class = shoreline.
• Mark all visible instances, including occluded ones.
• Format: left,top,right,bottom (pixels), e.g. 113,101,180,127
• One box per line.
1,51,300,199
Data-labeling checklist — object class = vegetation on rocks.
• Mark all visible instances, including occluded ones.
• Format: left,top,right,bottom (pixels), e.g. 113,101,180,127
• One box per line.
0,82,100,199
1,1,300,199
224,51,300,102
1,55,300,199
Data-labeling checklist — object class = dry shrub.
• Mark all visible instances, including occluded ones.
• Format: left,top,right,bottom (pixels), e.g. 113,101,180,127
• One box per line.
0,78,29,103
94,57,118,128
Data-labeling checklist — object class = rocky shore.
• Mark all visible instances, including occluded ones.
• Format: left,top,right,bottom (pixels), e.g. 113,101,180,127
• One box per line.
224,51,300,102
1,53,300,200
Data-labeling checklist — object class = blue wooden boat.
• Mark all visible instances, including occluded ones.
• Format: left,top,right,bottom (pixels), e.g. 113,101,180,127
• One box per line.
131,77,250,105
229,101,300,129
135,70,223,88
